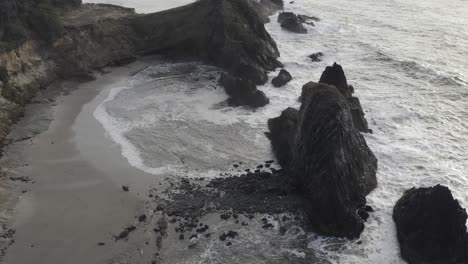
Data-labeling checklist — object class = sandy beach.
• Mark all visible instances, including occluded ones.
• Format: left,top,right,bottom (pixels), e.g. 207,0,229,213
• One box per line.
0,60,163,264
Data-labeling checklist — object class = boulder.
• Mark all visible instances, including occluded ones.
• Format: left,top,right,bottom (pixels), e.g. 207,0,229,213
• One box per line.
308,52,323,62
266,107,299,168
316,62,370,132
271,69,292,87
297,15,317,26
277,12,307,33
291,82,377,238
219,73,269,108
393,185,468,264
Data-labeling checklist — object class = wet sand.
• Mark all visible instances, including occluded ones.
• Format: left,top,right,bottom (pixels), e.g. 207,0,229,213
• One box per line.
0,60,162,264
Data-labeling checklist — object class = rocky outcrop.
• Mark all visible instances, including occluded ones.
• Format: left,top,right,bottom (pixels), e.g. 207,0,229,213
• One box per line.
271,69,292,87
393,185,468,264
307,62,371,132
266,107,298,168
308,52,323,62
131,0,282,84
277,12,307,33
219,73,269,108
291,82,377,238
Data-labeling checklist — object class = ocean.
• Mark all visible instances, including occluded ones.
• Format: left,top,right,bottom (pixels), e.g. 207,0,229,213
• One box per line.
84,0,468,263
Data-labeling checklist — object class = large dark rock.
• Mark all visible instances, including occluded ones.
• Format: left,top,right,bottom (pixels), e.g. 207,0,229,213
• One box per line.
219,73,269,108
393,185,468,264
315,62,370,132
291,82,378,238
266,107,299,168
308,52,323,62
131,0,283,85
277,12,307,33
271,69,292,87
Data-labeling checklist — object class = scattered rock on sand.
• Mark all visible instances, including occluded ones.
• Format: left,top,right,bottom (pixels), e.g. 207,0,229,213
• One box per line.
115,226,136,241
271,69,293,87
122,185,129,192
393,185,468,264
219,231,238,241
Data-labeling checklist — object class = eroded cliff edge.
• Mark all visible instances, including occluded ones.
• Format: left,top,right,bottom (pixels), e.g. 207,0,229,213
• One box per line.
0,0,282,153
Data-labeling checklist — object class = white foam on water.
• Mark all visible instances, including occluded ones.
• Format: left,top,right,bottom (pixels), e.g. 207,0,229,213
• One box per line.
91,0,468,262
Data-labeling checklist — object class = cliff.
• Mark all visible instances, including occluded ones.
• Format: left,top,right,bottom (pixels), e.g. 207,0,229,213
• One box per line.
0,0,281,154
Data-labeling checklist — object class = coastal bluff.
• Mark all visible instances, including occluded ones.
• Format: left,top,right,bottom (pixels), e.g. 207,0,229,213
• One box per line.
0,0,282,153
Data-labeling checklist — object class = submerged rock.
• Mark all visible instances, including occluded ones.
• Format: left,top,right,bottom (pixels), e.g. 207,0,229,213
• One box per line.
266,107,299,168
277,12,307,33
219,73,269,108
308,52,324,62
291,82,377,238
313,62,370,132
271,69,292,87
393,185,468,264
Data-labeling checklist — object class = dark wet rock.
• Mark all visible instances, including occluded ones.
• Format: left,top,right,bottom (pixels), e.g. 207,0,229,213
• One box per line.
364,205,374,212
196,225,209,233
220,212,231,220
219,73,269,108
271,69,292,87
219,230,238,241
357,209,370,221
138,214,147,222
179,234,185,240
266,107,299,168
226,241,232,246
298,14,319,25
308,52,324,62
114,226,136,241
122,185,129,192
291,82,378,238
393,185,468,264
278,12,307,33
262,223,274,229
97,242,105,246
306,62,370,132
132,0,283,85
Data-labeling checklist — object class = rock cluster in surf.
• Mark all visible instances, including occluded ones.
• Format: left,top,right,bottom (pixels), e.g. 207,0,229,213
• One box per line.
268,63,378,238
393,185,468,264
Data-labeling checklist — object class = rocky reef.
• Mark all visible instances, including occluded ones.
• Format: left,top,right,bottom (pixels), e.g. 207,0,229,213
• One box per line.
267,64,378,238
393,185,468,264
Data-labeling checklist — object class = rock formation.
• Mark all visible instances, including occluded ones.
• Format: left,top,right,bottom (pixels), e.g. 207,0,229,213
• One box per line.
267,64,378,238
277,12,307,33
219,73,269,107
303,62,371,132
308,52,323,62
393,185,468,264
266,107,298,168
271,69,292,87
291,82,377,238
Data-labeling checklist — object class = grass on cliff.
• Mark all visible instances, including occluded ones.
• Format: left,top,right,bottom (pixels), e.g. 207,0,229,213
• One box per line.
0,0,71,51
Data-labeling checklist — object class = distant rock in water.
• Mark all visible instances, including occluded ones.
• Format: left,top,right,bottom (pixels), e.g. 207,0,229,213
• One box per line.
297,15,317,26
308,52,324,62
291,82,377,238
219,73,269,108
271,69,292,87
277,12,307,33
266,107,299,168
313,62,371,132
393,185,468,264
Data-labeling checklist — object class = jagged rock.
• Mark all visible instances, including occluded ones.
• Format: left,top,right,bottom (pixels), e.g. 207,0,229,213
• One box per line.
291,82,377,238
393,185,468,264
315,62,370,132
266,107,299,168
277,12,307,33
297,15,316,26
308,52,323,62
219,73,269,108
271,69,292,87
131,0,282,84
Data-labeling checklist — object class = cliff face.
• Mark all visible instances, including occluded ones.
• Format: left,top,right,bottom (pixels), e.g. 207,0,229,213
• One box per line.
0,0,281,153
